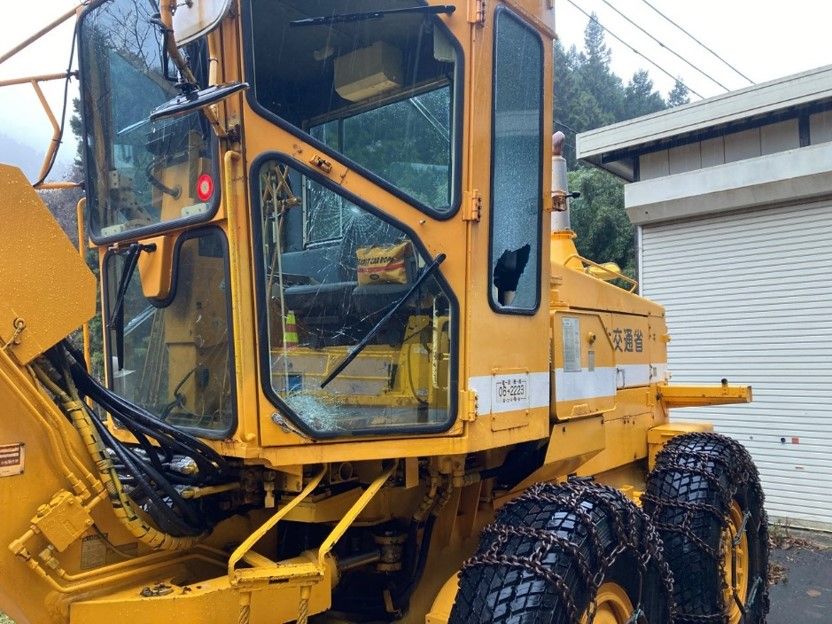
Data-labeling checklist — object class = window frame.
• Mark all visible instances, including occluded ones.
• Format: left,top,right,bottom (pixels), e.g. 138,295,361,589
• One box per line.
250,152,460,439
77,2,222,245
487,5,546,316
101,226,238,440
241,0,465,221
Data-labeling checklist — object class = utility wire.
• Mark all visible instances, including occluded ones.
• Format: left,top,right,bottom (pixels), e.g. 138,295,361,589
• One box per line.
637,0,755,85
565,0,703,99
599,0,729,92
555,119,580,135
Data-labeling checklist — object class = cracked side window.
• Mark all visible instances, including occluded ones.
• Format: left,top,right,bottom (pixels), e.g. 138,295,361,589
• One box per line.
258,160,454,436
489,10,543,312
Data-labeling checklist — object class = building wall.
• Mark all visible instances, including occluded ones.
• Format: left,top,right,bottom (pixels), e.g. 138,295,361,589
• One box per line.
639,110,832,181
640,201,832,529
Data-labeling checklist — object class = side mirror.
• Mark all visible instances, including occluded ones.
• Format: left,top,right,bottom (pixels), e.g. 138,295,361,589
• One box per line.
173,0,234,46
149,81,249,123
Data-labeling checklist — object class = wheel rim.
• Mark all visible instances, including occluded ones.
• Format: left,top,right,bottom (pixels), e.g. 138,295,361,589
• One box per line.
581,582,636,624
722,500,750,624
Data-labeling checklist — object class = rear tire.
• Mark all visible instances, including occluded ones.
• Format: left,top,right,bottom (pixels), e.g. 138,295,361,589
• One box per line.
449,479,673,623
643,432,769,624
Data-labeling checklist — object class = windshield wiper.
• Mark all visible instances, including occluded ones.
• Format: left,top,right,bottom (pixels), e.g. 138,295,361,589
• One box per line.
290,5,455,27
107,243,156,371
320,253,446,389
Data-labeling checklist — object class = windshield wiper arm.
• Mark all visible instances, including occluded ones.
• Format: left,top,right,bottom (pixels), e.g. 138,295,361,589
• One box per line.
320,253,446,389
107,243,156,371
290,5,455,27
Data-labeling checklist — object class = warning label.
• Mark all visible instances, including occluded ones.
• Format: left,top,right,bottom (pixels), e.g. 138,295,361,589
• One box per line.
0,443,24,477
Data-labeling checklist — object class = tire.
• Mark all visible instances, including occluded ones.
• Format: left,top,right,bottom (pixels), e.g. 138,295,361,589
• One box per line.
643,432,769,624
450,479,674,624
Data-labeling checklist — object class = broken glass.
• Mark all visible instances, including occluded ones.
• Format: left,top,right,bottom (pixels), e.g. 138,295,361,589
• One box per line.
258,159,454,436
489,9,544,312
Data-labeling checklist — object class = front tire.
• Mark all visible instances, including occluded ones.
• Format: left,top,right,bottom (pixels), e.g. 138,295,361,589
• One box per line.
450,479,673,623
643,432,769,624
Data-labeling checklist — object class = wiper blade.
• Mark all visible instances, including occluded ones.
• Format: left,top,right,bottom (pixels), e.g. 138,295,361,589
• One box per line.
107,243,156,371
290,5,455,27
320,252,446,389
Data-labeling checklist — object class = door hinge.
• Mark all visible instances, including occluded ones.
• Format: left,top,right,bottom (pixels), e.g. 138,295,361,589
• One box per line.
467,0,486,25
460,389,479,422
463,189,482,222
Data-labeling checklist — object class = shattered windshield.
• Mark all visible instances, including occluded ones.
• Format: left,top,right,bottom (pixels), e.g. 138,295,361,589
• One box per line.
79,0,219,240
258,159,455,436
248,0,459,215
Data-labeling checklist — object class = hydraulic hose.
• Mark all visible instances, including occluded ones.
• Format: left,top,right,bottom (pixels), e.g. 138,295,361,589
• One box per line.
33,363,201,550
43,342,222,540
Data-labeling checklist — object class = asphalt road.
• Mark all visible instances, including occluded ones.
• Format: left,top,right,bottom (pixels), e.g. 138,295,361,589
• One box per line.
768,534,832,623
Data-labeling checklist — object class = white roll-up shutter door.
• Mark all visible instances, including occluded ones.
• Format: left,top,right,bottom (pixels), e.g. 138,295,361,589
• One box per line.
641,201,832,529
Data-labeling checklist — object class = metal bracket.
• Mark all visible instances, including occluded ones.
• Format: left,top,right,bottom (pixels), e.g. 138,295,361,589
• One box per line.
0,318,26,353
732,511,751,546
625,607,645,624
550,190,580,213
309,154,333,174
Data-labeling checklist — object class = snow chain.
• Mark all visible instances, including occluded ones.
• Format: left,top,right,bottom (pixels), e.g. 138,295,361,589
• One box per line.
461,478,674,623
641,432,768,624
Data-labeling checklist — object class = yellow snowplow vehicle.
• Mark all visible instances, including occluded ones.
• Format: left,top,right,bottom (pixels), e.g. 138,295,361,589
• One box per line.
0,1,769,623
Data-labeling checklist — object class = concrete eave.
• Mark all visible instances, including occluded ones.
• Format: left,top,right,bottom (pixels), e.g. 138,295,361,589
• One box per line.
625,141,832,225
577,65,832,179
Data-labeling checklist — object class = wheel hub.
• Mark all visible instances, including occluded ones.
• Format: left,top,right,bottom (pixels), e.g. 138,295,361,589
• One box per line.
723,500,750,624
581,582,636,624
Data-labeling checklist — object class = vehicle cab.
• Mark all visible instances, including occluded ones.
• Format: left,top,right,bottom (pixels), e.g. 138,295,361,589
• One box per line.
78,0,557,467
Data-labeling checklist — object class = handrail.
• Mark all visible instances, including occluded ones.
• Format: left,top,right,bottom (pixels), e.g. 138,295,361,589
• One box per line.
229,462,398,585
564,253,639,293
0,4,83,66
227,465,327,581
0,2,88,189
0,73,82,189
316,461,396,570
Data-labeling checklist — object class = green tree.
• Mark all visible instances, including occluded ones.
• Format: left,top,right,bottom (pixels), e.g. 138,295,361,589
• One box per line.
576,14,625,122
568,167,634,277
668,79,691,107
624,70,665,119
553,15,691,277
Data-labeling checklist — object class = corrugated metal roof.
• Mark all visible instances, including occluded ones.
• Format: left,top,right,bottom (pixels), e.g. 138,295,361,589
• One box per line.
577,65,832,167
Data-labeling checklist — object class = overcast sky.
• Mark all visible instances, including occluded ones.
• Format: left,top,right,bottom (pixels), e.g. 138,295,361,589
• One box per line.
2,0,831,175
557,0,832,99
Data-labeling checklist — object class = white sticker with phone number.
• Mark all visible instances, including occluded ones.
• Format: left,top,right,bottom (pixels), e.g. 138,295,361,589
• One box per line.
492,374,530,411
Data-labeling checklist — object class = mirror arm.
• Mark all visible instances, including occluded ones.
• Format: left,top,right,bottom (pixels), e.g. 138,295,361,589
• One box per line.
159,0,227,137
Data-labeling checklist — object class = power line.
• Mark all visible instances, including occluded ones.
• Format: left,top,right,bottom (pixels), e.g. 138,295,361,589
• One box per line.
565,0,703,98
637,0,755,85
555,119,580,135
598,0,730,92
